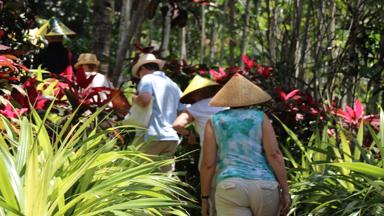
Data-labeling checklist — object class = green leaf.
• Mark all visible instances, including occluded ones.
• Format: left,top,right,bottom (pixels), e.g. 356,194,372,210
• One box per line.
354,122,364,160
15,117,32,174
328,162,384,178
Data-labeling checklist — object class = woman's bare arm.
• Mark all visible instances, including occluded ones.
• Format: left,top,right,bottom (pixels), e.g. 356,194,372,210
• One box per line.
262,114,290,215
172,110,194,136
200,119,217,216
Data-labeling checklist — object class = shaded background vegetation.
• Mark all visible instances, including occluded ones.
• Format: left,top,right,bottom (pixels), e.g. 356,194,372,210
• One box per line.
1,0,383,107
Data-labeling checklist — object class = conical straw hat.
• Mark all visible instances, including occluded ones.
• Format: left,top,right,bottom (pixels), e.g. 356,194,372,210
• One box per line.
46,17,75,36
180,75,220,104
209,73,271,107
36,17,75,37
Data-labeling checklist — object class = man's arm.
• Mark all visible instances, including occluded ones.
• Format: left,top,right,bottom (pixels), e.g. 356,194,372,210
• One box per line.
132,92,152,107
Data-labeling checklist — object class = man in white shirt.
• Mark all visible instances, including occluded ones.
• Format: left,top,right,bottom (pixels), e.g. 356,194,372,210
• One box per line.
131,53,185,172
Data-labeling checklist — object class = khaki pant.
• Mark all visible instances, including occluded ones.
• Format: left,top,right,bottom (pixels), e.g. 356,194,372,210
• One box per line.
215,178,280,216
208,168,219,216
140,139,178,172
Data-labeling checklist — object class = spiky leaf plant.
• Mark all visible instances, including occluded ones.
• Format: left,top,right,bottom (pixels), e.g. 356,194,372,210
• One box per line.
0,105,195,216
278,109,384,216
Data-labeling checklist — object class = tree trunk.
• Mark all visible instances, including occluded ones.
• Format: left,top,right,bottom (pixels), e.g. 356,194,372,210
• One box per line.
266,0,278,65
199,5,206,64
218,1,228,65
369,33,384,112
180,27,187,60
91,0,114,76
111,0,148,85
290,0,303,87
324,0,336,99
160,2,171,58
239,0,251,67
209,20,216,64
297,1,310,88
228,0,236,65
313,0,325,100
345,0,363,104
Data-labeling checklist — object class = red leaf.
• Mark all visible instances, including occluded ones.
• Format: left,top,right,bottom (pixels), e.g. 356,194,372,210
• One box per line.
191,0,215,6
0,103,28,118
353,99,364,119
209,68,227,82
75,67,95,89
0,29,4,39
345,105,355,121
60,65,74,82
336,109,353,123
257,66,272,78
242,54,254,69
286,89,300,100
111,89,130,116
274,87,286,101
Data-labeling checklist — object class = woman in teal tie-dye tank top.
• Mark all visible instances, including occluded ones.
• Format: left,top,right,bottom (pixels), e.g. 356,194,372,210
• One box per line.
200,74,291,216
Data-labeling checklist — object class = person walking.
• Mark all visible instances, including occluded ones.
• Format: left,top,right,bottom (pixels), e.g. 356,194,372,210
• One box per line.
36,17,75,79
131,53,185,172
173,74,226,167
200,73,291,216
173,75,227,216
74,53,113,89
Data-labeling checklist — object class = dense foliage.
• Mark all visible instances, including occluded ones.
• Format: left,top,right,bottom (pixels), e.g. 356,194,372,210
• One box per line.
1,0,384,215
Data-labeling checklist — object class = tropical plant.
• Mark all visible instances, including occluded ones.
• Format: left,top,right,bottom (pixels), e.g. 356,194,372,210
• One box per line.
0,104,195,216
279,108,384,216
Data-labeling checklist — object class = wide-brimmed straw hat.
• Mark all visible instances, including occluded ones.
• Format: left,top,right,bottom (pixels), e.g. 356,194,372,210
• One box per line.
131,53,165,78
75,53,100,69
180,75,221,104
209,73,271,107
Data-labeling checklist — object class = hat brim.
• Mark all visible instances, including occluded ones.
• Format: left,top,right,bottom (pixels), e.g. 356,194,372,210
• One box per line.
209,74,272,107
132,59,165,78
180,85,221,104
74,60,100,69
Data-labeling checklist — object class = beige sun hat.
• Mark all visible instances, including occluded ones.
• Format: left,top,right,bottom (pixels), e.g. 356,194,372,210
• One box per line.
209,73,271,107
75,53,100,69
131,53,165,78
180,75,221,104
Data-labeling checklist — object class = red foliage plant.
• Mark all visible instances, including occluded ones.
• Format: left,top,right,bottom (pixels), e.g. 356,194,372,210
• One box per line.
335,99,379,129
